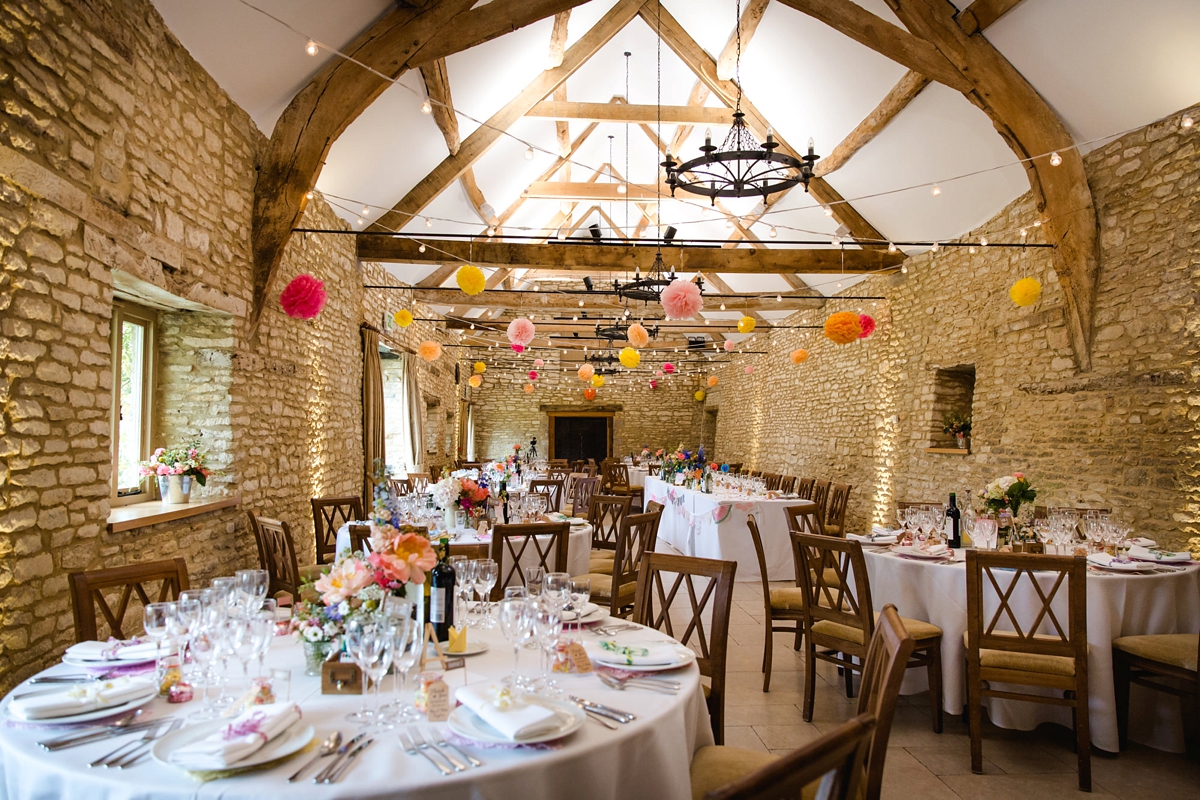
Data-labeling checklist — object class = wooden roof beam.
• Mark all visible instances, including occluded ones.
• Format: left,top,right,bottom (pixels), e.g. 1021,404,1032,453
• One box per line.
527,101,735,125
403,288,826,312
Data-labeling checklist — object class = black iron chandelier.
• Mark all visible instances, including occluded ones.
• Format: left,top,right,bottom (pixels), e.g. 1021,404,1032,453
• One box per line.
593,319,661,346
660,0,818,203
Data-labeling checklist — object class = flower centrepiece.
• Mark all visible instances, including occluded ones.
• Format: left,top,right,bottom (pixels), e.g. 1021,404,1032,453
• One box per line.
455,265,486,295
824,311,862,345
661,279,703,320
280,274,327,320
139,439,213,485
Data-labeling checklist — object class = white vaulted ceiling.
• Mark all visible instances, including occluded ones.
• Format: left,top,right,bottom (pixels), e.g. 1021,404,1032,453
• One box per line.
154,0,1200,297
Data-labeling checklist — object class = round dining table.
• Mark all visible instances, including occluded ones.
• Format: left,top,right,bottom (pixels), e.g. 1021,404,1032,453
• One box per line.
858,546,1200,753
0,622,712,799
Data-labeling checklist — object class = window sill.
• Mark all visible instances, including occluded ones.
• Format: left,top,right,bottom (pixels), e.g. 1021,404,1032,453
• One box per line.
924,448,971,456
106,496,241,533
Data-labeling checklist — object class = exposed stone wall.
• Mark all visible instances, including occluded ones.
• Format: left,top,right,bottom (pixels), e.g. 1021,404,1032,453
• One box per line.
708,107,1200,553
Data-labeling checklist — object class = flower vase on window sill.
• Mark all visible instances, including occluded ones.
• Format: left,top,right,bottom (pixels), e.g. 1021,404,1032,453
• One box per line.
140,439,214,506
157,474,193,504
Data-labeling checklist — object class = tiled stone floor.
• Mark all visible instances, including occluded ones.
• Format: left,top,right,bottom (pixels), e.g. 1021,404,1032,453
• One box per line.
717,580,1200,799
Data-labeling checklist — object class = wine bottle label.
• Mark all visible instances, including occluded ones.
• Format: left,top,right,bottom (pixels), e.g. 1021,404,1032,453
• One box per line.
944,519,955,539
430,587,447,623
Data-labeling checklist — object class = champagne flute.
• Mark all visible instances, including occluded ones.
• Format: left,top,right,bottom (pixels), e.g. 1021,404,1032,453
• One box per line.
343,619,372,725
387,620,420,724
498,598,534,689
533,598,563,693
358,624,392,729
187,614,220,720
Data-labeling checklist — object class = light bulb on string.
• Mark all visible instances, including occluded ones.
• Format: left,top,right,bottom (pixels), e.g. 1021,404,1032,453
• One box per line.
931,184,942,196
822,205,833,217
931,242,940,252
968,246,976,254
418,244,426,253
1183,115,1194,129
1020,228,1028,239
720,303,726,310
305,40,319,56
1049,151,1062,166
887,242,896,253
355,216,363,226
776,295,782,302
424,218,433,228
420,99,432,114
524,147,535,161
769,227,777,238
305,191,314,200
980,237,989,247
617,184,626,195
361,205,369,215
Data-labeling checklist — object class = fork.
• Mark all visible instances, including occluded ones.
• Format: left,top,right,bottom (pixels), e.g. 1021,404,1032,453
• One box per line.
428,727,481,768
111,720,182,768
598,672,678,695
413,727,464,772
398,729,452,775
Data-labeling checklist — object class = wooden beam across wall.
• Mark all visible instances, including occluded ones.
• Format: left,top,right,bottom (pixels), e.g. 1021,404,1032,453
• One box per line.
527,101,735,125
357,237,906,273
405,288,826,312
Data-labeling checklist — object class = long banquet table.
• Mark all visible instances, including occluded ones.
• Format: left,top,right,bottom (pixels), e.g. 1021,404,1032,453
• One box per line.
644,476,808,581
0,623,712,799
858,546,1200,753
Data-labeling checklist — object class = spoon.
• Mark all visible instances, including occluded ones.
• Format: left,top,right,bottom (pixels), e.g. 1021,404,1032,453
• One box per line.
288,730,342,782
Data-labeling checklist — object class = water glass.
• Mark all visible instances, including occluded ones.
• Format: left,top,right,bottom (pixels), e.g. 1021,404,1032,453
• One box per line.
235,569,269,612
343,619,373,725
475,559,498,628
498,598,535,689
569,577,591,616
524,566,545,596
544,572,571,612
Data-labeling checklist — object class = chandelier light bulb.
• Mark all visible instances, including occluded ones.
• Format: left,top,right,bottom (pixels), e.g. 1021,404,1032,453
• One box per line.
1183,115,1194,129
769,227,777,238
420,99,432,115
524,146,535,161
704,127,713,143
305,40,319,56
1049,151,1062,166
931,184,942,196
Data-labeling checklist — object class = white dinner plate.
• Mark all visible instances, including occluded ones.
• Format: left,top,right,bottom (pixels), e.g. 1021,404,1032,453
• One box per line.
152,719,314,771
62,654,157,668
427,640,489,657
2,685,158,725
447,696,584,744
891,546,952,560
561,602,600,622
1088,558,1157,573
592,643,697,673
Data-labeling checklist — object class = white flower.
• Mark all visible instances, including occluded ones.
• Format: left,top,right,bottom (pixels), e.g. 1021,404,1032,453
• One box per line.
322,622,340,639
357,584,383,603
302,626,324,643
337,601,351,617
998,476,1017,491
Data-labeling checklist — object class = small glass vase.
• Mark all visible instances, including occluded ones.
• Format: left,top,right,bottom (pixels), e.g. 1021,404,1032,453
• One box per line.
955,433,968,450
302,639,335,677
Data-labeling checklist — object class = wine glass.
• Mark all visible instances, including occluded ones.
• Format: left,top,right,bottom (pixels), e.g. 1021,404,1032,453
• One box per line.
358,624,393,729
343,619,373,725
476,559,498,628
210,577,236,609
143,602,175,677
230,615,258,690
187,613,221,720
235,569,269,613
498,598,534,689
569,577,591,619
533,598,563,693
249,611,274,679
386,619,420,724
975,517,998,551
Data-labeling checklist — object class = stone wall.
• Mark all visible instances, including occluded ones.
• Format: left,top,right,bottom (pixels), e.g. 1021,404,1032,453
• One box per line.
707,107,1200,553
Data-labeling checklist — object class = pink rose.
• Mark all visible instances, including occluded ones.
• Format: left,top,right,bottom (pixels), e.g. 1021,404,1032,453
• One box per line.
156,465,170,476
1013,472,1024,480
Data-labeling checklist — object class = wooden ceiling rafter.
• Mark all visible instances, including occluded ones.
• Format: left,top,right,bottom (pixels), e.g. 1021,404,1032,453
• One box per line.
402,288,826,313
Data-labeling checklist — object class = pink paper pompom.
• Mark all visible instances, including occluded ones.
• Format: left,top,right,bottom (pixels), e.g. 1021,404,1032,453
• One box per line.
655,370,663,377
533,358,544,368
511,344,524,353
661,279,703,320
507,317,536,346
649,379,658,389
528,370,539,380
745,366,755,375
858,314,876,339
280,274,327,319
662,362,675,374
723,340,735,352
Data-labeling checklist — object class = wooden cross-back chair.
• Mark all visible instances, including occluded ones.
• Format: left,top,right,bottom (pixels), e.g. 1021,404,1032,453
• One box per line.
570,459,587,473
601,460,643,509
576,509,662,619
348,524,372,554
489,522,569,600
407,472,432,493
785,501,824,538
777,476,797,495
69,559,189,642
965,551,1090,790
547,466,572,484
529,479,565,513
633,552,737,744
249,513,303,603
811,480,832,527
565,474,596,515
747,515,805,692
311,495,363,565
761,473,782,491
587,494,631,552
824,483,853,537
388,478,413,496
548,459,570,470
1113,627,1199,754
724,463,742,473
794,533,944,733
796,477,815,500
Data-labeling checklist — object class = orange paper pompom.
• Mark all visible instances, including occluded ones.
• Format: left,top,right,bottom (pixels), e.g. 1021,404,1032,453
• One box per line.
584,387,597,401
578,364,595,381
823,311,862,345
417,340,443,361
468,374,482,388
524,384,534,394
627,323,650,349
707,375,718,388
790,348,809,365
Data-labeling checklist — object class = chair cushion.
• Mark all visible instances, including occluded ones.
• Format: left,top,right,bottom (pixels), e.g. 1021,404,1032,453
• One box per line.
1113,633,1198,672
592,550,615,559
963,631,1078,676
573,574,634,601
588,559,614,576
768,587,806,611
689,746,779,800
813,613,942,646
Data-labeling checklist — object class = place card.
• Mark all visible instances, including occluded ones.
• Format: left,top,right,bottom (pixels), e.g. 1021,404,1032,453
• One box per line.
566,641,593,673
424,679,451,722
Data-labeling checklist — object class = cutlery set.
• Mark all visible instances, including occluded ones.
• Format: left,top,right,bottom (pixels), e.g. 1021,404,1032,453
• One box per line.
596,673,681,695
398,726,482,775
87,720,182,768
313,732,374,784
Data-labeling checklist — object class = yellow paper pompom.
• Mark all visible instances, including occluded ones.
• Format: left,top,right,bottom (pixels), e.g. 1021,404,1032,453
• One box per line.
737,315,756,334
417,340,442,361
393,309,413,328
578,364,595,381
790,348,809,365
591,374,606,388
627,323,650,349
618,347,640,368
823,311,862,345
707,375,718,387
524,383,534,394
456,264,486,296
473,361,486,374
1009,277,1042,307
468,374,482,388
694,390,706,402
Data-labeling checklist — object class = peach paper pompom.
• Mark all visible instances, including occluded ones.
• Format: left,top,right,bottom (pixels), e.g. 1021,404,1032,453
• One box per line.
627,323,650,349
280,274,327,319
578,364,595,381
417,340,442,361
661,279,703,320
533,359,544,368
524,384,534,394
528,370,538,380
745,366,755,375
507,317,536,346
662,363,675,374
707,375,718,387
824,311,862,345
858,314,876,339
723,340,735,352
455,265,486,296
584,388,597,401
468,374,482,388
790,348,809,365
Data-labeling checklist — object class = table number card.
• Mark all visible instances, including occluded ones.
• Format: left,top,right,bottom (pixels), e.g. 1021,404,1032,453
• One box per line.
566,641,593,673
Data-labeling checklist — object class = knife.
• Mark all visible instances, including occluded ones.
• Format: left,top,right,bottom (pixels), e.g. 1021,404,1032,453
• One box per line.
569,696,634,723
41,719,164,751
314,732,365,783
324,738,374,783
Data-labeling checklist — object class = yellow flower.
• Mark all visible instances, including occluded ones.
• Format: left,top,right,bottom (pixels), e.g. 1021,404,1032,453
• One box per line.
1009,277,1042,307
737,316,756,334
393,309,413,327
456,264,486,295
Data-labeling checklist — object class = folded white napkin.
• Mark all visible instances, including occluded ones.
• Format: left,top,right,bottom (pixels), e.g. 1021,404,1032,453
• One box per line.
168,703,302,770
561,602,598,622
871,525,892,536
1128,537,1157,548
66,640,160,662
1087,553,1149,570
455,685,559,741
8,676,154,720
1128,545,1193,563
589,640,681,667
925,544,949,557
850,531,898,544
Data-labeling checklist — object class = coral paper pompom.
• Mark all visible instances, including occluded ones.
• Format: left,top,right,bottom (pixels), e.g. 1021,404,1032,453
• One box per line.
694,390,706,402
280,273,327,319
858,314,876,339
393,309,414,328
745,366,755,375
507,317,536,346
1010,277,1042,307
473,361,486,374
649,379,658,389
707,375,719,387
577,364,595,381
662,362,675,374
723,340,735,352
790,348,809,365
824,311,862,345
418,340,442,361
533,358,544,368
455,264,486,296
528,370,539,381
524,384,534,394
584,387,597,401
737,315,756,334
618,347,640,368
627,323,650,349
468,374,482,388
591,374,606,388
661,279,704,320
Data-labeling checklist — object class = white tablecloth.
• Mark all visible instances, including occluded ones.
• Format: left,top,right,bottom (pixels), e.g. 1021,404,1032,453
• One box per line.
0,625,711,799
859,547,1200,753
628,467,649,488
644,477,806,581
336,522,594,578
